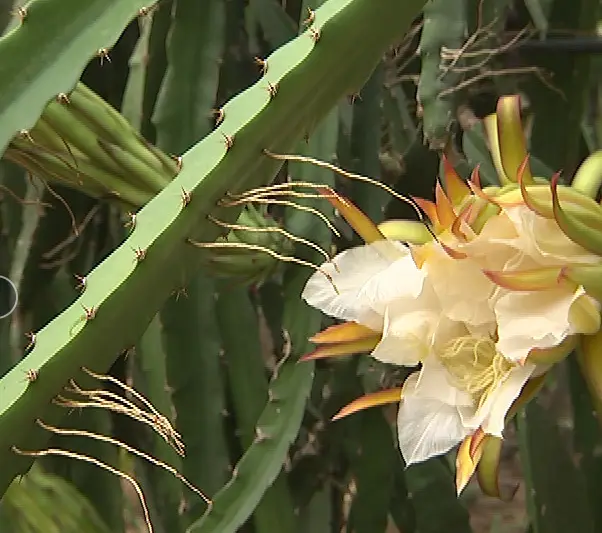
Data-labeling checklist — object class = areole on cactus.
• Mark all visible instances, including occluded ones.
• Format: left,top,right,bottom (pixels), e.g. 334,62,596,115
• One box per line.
300,94,602,497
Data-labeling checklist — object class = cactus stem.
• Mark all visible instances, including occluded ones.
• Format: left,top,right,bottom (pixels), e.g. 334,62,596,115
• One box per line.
11,445,153,533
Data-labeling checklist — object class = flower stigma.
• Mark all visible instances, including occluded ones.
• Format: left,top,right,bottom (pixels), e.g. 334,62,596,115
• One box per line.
437,335,515,411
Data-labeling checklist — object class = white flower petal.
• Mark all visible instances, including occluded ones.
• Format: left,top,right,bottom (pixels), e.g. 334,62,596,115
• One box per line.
504,206,599,265
495,286,584,362
301,241,409,329
413,354,473,407
425,247,496,326
370,290,442,367
457,363,535,435
370,327,425,367
358,249,428,315
397,375,469,465
480,363,536,436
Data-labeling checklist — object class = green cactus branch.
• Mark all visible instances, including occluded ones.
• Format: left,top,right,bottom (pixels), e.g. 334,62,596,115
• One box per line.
0,0,428,498
0,0,154,155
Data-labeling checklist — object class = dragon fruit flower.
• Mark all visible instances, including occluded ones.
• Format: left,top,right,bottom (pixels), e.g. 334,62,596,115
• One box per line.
301,94,602,493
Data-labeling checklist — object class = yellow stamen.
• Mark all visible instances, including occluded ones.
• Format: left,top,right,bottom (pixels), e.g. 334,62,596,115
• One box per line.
437,336,514,410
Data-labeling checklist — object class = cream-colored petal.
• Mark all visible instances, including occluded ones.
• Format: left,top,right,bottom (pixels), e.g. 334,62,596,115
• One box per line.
463,363,535,436
495,286,583,362
370,289,442,367
301,241,410,329
397,374,470,465
461,211,521,255
359,250,428,315
371,334,425,367
504,206,600,265
425,246,496,326
413,354,474,407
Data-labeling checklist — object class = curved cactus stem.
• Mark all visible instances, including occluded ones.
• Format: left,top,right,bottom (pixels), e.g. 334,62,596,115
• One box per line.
133,316,184,533
215,287,297,533
0,0,153,154
150,0,231,524
185,351,314,533
0,0,428,499
416,0,468,149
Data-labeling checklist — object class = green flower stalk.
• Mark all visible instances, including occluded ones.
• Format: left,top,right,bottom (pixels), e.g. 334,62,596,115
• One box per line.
299,94,602,499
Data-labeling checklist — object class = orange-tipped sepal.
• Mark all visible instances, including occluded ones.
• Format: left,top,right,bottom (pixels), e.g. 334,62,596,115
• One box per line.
321,190,385,245
456,428,485,495
309,322,380,344
412,197,441,231
300,336,380,361
442,155,471,206
331,387,403,421
435,181,457,229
